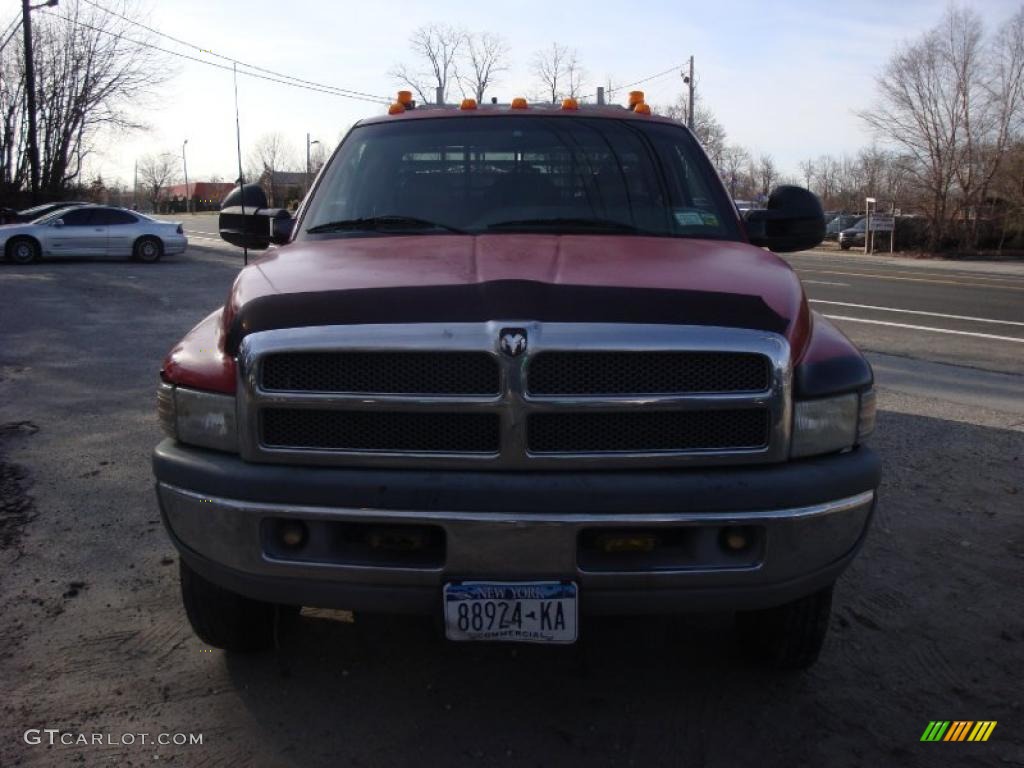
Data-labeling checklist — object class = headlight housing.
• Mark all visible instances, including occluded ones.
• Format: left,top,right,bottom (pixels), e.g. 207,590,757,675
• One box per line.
791,388,875,458
157,382,238,452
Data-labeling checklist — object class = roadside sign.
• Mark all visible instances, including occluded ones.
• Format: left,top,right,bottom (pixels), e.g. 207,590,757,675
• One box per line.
871,214,895,232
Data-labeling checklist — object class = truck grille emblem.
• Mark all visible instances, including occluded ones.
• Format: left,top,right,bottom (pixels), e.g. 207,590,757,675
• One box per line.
499,329,527,357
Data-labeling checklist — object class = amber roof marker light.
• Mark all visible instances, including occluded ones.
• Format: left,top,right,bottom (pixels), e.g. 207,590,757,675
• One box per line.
561,98,579,110
460,98,478,110
510,97,529,109
634,102,652,115
628,90,645,109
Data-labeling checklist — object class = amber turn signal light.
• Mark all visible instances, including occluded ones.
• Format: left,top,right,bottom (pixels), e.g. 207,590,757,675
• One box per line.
596,533,658,553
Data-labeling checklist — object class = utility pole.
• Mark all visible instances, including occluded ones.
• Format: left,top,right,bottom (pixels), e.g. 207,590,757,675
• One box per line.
686,55,695,130
22,0,40,201
19,1,58,203
181,139,189,214
132,159,137,210
19,0,57,203
305,133,320,197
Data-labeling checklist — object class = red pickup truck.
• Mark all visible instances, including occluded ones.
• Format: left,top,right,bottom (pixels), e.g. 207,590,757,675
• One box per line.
154,92,879,669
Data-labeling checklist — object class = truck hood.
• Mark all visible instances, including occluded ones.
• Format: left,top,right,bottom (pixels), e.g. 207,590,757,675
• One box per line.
222,234,810,357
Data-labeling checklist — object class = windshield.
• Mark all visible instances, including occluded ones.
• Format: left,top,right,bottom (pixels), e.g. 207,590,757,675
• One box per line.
301,116,740,240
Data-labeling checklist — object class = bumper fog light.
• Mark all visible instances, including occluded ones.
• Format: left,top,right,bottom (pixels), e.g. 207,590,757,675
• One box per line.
277,520,308,549
720,526,752,552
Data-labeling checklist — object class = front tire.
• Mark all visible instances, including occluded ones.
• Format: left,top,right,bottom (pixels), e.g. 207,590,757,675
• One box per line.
7,237,40,264
179,558,279,652
133,236,163,262
735,584,834,670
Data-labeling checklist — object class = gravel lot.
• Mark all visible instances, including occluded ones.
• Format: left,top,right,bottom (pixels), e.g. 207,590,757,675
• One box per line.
1,246,1022,767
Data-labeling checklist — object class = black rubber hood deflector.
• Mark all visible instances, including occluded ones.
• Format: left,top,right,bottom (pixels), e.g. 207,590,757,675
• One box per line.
224,279,789,354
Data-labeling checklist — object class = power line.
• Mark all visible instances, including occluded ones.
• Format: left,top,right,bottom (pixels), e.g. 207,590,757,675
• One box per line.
39,10,390,104
0,15,22,54
619,64,687,91
78,0,388,103
606,64,687,99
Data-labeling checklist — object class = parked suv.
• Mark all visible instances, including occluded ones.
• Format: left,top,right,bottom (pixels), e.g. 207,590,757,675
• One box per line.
154,92,879,669
838,218,869,250
826,214,862,241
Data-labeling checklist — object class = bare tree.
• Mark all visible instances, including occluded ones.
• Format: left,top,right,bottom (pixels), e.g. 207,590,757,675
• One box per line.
390,24,465,105
857,5,1024,249
248,132,296,207
960,6,1024,246
137,152,178,212
565,49,587,100
756,154,777,197
719,145,750,199
0,0,171,202
798,158,815,189
532,43,571,103
457,32,510,103
656,93,727,166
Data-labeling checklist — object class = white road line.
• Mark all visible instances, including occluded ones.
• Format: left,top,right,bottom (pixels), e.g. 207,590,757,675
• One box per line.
811,300,1024,327
799,268,1024,290
802,280,850,286
824,314,1024,343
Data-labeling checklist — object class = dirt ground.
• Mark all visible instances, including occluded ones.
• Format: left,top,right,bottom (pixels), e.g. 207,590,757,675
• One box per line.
1,248,1022,767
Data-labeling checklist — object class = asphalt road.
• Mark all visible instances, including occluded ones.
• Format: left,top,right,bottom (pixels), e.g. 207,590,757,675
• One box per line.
2,229,1022,767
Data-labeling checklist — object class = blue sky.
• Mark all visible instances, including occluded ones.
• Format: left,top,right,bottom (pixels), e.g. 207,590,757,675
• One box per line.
72,0,1024,185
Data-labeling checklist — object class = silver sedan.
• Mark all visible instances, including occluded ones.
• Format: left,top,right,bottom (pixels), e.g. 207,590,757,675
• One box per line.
0,205,188,263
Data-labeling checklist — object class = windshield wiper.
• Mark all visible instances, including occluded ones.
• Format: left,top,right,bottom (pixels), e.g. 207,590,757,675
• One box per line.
306,215,465,235
485,217,641,233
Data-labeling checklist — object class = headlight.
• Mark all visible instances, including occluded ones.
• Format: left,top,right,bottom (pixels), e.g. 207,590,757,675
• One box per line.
157,382,238,452
791,388,874,458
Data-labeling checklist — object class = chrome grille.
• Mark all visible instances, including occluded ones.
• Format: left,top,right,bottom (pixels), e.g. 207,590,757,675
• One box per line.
527,409,770,453
262,409,500,453
237,322,792,469
527,351,770,395
262,351,499,395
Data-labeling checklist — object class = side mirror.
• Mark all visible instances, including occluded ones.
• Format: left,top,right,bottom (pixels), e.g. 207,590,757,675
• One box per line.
218,183,293,251
52,219,64,228
743,186,825,253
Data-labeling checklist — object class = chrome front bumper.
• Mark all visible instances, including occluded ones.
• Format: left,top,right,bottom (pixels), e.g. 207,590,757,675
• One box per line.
157,480,875,614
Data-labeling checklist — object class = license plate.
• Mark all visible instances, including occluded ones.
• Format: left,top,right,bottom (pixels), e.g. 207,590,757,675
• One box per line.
443,581,578,644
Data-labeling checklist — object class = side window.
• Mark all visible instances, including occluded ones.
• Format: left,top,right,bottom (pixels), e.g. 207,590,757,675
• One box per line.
60,209,94,226
99,210,138,226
